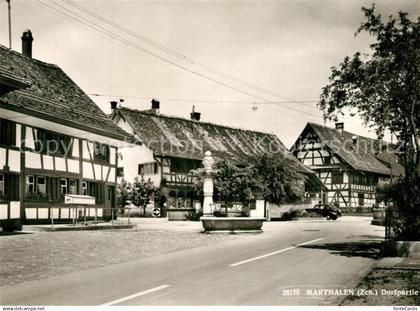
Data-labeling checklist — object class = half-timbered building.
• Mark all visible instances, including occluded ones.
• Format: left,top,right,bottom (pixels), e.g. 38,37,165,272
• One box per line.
111,101,322,217
291,122,404,213
0,31,133,230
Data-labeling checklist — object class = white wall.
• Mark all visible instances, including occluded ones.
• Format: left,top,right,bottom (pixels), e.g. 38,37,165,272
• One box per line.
119,144,161,185
114,115,161,186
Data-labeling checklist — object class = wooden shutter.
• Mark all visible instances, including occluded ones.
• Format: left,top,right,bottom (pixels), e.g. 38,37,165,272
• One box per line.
5,173,20,201
99,183,105,203
0,119,16,146
49,177,60,202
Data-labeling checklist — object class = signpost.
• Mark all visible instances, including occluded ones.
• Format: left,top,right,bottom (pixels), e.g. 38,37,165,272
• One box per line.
64,194,96,226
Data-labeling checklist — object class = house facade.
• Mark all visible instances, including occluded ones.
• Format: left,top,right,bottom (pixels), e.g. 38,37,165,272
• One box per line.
111,101,322,217
291,122,404,213
0,31,133,230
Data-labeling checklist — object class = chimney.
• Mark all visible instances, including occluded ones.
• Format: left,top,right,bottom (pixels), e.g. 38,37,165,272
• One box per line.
335,122,344,134
110,101,118,110
21,29,33,58
190,105,201,121
151,99,160,115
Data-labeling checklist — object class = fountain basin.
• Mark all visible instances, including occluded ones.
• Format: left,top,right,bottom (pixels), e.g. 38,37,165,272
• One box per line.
201,217,264,233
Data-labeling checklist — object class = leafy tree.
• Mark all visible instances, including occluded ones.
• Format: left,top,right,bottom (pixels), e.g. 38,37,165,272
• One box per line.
319,5,419,239
116,178,132,214
131,176,157,216
192,153,306,212
250,153,306,205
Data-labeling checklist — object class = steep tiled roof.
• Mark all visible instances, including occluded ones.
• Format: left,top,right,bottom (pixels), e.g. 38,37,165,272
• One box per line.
0,44,133,141
116,107,313,174
307,122,404,176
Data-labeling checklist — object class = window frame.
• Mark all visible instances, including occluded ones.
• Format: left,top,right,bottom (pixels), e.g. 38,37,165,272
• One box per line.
69,179,78,195
82,181,88,195
331,171,344,184
36,176,47,195
0,173,4,199
93,142,110,163
60,178,68,195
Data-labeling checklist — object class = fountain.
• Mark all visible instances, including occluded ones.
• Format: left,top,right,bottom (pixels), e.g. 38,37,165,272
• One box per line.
200,151,265,233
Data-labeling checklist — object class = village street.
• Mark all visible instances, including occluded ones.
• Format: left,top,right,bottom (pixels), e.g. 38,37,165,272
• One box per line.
0,216,384,306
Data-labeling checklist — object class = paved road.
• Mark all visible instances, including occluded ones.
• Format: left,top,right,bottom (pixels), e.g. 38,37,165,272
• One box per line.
1,216,384,306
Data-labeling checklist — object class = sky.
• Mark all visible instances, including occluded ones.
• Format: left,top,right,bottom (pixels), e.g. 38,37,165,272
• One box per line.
1,0,419,147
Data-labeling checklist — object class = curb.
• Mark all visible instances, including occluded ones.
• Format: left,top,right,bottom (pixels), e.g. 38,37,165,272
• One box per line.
23,224,136,232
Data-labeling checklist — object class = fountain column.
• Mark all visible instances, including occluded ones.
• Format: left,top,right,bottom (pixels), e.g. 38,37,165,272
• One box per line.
202,151,215,216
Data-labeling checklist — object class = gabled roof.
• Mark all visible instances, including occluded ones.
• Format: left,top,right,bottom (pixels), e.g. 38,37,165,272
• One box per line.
114,107,314,173
0,44,133,142
303,122,404,176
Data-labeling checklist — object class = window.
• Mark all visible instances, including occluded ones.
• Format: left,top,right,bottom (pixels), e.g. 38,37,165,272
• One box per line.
60,178,67,195
331,171,344,184
93,143,110,163
26,175,48,201
117,167,124,177
138,163,158,175
69,179,77,194
36,177,47,194
170,158,201,173
324,156,331,165
26,175,35,193
0,119,16,146
35,129,72,156
82,181,88,195
0,173,4,198
358,193,365,206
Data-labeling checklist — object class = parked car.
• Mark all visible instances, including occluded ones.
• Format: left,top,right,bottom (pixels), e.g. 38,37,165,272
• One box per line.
306,204,342,220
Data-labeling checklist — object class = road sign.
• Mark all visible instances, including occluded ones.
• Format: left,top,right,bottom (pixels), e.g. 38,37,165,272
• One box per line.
152,208,161,218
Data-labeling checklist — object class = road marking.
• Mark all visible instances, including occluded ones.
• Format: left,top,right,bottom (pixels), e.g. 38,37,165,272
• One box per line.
100,285,170,306
229,237,325,267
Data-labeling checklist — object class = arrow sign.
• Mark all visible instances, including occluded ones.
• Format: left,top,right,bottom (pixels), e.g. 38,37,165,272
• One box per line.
152,208,161,218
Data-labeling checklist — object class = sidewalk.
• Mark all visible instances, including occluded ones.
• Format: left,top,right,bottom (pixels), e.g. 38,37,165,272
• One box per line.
341,241,420,306
377,242,420,270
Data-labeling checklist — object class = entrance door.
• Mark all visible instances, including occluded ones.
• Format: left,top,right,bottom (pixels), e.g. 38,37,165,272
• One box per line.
105,185,115,219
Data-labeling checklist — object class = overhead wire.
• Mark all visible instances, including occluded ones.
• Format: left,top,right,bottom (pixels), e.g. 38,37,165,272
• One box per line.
31,0,322,118
62,0,319,111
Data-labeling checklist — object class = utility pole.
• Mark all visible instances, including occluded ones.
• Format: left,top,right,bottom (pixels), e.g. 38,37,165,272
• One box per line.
6,0,11,48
